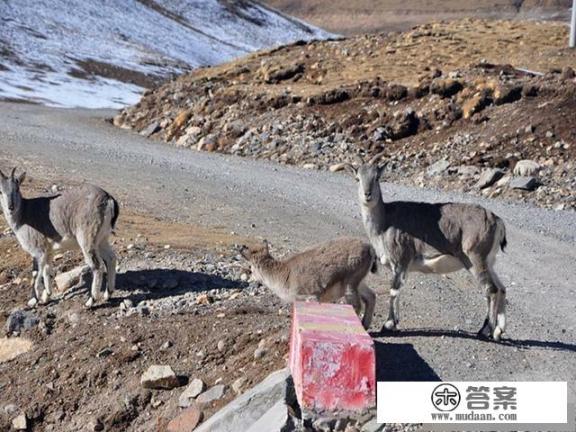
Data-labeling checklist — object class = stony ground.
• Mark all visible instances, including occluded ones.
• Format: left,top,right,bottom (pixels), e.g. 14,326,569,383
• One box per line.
0,177,292,432
115,19,576,212
1,103,575,431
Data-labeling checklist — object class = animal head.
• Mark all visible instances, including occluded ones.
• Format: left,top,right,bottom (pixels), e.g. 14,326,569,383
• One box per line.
239,240,271,283
0,168,26,215
345,154,386,207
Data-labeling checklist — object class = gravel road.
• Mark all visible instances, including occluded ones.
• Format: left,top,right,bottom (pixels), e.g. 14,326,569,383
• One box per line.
1,102,574,403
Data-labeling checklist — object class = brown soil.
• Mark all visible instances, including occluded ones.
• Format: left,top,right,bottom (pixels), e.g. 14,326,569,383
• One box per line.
0,176,288,432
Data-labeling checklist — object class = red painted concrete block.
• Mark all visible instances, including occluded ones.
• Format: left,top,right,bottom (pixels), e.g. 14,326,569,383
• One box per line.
289,301,376,412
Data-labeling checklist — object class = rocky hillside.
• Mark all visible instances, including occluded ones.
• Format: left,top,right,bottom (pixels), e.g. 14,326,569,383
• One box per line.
115,19,576,210
0,0,330,108
262,0,573,34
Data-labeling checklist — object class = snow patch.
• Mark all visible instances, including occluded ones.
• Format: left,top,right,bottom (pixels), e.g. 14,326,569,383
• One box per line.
0,0,331,108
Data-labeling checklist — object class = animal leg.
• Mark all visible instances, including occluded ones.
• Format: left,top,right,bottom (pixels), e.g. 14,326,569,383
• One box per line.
99,241,117,302
469,257,498,340
345,288,362,317
359,282,376,330
28,256,42,308
81,247,104,308
40,260,53,304
383,268,405,331
489,268,507,342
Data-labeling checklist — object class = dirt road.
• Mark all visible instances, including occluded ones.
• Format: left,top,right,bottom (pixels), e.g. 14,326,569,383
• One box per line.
1,102,574,401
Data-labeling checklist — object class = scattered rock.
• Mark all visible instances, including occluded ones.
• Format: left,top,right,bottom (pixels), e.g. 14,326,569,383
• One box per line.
141,365,181,390
54,266,89,293
232,376,247,395
253,347,267,359
167,402,203,432
96,347,113,358
161,341,173,350
196,384,226,404
360,418,385,432
426,159,450,176
3,404,18,416
217,340,226,352
476,168,505,189
509,176,539,191
88,418,104,431
513,159,540,177
5,309,39,335
141,122,160,137
12,414,28,431
179,379,206,408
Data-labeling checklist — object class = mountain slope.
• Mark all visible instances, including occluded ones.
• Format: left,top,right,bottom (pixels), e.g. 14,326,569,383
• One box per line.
0,0,331,108
262,0,573,34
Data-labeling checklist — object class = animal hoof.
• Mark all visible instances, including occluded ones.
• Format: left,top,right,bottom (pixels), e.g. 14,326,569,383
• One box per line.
40,290,50,304
85,297,95,308
383,320,397,331
27,298,38,308
492,327,503,342
102,291,110,302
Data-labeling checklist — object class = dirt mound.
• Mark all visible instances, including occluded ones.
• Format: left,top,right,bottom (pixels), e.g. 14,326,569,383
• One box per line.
115,19,576,211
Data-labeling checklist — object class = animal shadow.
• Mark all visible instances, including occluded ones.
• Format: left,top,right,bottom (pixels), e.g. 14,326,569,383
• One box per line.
371,328,576,353
374,341,440,381
63,268,247,308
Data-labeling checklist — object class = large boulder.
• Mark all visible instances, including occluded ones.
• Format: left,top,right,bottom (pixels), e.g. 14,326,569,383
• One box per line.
194,369,292,432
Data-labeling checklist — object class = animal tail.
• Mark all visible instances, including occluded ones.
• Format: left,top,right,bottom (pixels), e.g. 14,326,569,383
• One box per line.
107,195,120,233
497,217,507,252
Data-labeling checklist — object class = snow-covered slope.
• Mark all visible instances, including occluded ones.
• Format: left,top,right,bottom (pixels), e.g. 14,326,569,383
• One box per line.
0,0,331,108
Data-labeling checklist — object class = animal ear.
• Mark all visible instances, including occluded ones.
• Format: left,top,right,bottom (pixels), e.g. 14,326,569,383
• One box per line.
343,163,358,178
16,171,26,185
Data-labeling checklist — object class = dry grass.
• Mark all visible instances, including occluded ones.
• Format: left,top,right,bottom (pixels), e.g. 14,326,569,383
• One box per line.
188,19,574,96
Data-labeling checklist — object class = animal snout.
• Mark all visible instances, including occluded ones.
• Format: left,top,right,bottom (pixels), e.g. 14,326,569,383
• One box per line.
364,192,372,201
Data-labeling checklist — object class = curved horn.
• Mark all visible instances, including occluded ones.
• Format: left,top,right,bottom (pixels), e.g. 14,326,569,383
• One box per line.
10,167,16,179
368,151,386,166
